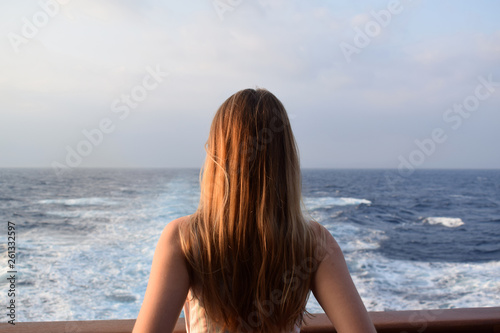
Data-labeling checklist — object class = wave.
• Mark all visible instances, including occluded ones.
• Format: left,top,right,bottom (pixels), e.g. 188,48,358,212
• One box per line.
38,197,118,206
423,217,464,228
304,196,371,210
46,210,115,219
345,252,500,312
0,197,17,201
307,222,500,312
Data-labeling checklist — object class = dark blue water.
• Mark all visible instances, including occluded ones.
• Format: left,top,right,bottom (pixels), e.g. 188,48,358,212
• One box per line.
0,168,499,321
302,169,500,263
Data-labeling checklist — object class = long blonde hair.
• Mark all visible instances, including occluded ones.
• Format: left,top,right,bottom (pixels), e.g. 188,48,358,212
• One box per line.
180,88,316,332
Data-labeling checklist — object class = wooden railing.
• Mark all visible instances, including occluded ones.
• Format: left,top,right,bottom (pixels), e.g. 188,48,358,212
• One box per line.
1,307,499,333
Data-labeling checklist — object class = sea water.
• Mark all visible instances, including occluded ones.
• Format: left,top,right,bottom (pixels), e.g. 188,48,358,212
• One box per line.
0,168,499,321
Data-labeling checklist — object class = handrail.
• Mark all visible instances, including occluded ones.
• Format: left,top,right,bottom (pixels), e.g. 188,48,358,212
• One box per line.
1,307,499,333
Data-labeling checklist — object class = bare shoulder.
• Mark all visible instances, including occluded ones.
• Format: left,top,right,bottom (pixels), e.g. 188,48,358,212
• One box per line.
163,215,191,232
308,219,331,239
308,219,323,234
159,215,192,249
309,220,376,332
307,220,342,261
133,216,192,333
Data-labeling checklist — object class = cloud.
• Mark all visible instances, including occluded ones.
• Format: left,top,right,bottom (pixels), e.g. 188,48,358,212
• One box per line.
0,1,499,168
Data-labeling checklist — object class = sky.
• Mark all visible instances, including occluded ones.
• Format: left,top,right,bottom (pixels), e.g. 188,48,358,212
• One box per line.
1,0,499,172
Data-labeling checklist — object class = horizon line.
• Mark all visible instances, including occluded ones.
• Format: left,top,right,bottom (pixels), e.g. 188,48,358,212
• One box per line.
1,166,499,171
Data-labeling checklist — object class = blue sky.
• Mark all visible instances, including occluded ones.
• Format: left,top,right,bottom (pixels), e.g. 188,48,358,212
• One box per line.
1,0,499,171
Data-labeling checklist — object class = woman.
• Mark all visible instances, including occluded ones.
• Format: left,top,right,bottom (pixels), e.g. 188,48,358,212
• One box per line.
133,89,376,333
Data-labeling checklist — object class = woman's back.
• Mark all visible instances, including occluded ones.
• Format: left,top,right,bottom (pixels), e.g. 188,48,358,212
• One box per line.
183,290,302,333
179,89,317,332
132,89,376,333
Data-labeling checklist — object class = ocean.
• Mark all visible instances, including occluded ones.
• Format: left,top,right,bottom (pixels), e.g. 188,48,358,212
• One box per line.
0,168,499,322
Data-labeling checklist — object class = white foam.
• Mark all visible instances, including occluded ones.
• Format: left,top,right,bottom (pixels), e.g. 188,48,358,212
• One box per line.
342,253,500,312
17,177,200,322
323,222,387,252
424,217,464,228
303,220,500,312
304,196,371,210
39,197,118,206
46,210,113,218
0,246,11,286
14,172,499,322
